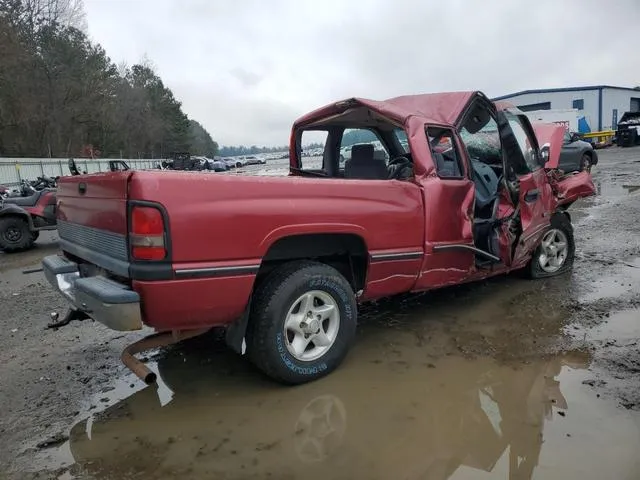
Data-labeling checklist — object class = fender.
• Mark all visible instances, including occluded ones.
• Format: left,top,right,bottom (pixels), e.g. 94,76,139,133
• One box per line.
258,223,370,255
0,204,35,230
226,224,370,356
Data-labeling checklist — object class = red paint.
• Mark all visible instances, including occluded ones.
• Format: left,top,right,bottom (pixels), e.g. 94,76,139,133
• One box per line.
133,275,254,330
56,172,130,234
532,123,565,169
128,172,425,265
54,90,596,332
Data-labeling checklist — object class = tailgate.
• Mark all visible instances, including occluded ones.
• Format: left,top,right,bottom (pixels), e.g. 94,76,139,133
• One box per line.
56,172,133,276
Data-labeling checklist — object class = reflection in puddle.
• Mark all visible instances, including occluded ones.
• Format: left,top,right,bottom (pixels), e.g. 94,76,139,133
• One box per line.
57,343,640,480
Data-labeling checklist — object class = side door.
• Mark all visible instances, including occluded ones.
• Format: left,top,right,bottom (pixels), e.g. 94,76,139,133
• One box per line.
496,110,553,263
414,125,477,290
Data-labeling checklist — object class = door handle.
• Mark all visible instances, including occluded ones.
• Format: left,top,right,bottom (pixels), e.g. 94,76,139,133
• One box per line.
524,189,539,202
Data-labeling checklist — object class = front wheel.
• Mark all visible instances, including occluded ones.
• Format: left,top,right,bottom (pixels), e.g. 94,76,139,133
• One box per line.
247,261,357,384
581,153,592,173
528,213,575,278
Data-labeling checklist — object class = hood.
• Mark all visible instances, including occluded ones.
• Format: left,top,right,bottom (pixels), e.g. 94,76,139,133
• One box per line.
532,123,564,169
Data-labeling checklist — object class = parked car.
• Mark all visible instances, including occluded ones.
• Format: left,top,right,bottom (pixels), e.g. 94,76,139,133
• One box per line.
244,156,267,166
557,130,598,173
42,90,595,387
201,157,229,172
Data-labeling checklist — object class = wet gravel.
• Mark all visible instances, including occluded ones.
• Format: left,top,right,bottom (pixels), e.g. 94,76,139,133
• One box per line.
0,147,639,479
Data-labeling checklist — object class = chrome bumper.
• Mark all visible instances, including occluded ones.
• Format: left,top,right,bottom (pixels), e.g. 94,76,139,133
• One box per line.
42,255,143,331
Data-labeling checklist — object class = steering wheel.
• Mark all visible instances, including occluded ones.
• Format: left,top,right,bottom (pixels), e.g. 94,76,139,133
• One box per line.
387,155,412,179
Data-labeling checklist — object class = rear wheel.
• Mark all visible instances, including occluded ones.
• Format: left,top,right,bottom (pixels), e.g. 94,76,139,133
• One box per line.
528,213,575,278
247,261,357,384
581,153,592,172
0,216,34,252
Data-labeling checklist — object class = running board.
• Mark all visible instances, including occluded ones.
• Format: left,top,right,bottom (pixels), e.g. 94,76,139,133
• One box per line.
432,244,501,263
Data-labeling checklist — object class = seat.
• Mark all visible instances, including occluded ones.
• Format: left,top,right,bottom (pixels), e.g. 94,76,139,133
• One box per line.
344,144,388,180
4,190,42,207
433,152,460,177
470,160,502,259
470,160,499,210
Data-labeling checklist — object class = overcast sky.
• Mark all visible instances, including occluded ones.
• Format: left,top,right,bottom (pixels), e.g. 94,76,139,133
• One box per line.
84,0,639,146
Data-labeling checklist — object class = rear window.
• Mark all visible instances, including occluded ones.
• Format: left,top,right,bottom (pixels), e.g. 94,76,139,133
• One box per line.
298,129,327,171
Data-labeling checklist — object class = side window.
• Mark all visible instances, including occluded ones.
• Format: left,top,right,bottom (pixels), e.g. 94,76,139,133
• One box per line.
504,113,541,171
339,128,390,170
563,131,572,144
426,127,464,178
298,129,328,171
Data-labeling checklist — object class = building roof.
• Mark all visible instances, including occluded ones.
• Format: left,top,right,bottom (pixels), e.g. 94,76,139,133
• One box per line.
493,85,640,101
294,91,477,127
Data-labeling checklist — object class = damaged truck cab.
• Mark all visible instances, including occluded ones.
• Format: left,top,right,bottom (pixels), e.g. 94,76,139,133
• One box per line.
42,91,595,386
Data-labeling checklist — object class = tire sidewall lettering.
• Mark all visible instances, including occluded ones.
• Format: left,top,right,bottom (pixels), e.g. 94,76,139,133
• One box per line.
276,332,328,375
309,277,353,317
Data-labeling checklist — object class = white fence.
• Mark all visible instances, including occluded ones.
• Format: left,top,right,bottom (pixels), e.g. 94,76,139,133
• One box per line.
0,158,163,186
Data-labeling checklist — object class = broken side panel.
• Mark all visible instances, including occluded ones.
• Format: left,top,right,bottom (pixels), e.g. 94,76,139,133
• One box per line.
549,170,596,208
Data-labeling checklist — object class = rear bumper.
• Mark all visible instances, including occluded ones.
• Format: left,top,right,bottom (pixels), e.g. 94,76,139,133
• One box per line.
42,255,143,331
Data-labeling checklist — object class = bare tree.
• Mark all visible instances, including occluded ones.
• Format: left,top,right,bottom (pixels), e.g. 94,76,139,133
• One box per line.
1,0,86,31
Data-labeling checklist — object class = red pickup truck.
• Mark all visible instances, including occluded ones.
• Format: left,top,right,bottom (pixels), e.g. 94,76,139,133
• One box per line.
43,91,595,385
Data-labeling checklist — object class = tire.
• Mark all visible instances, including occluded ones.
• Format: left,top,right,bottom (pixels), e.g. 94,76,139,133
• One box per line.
247,260,357,384
0,216,34,252
31,231,40,242
581,153,592,173
528,213,575,279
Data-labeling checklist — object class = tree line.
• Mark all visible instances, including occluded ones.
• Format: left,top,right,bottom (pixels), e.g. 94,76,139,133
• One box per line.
0,0,218,159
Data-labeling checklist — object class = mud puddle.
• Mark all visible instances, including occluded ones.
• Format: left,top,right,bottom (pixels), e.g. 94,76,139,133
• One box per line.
569,308,640,413
33,325,640,480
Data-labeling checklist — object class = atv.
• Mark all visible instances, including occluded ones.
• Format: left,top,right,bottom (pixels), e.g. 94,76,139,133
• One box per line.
0,182,57,252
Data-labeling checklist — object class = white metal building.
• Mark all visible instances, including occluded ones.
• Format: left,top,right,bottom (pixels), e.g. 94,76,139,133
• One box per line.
493,85,640,132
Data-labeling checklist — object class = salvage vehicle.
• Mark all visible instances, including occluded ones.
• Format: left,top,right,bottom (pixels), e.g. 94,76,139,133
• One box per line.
42,91,595,386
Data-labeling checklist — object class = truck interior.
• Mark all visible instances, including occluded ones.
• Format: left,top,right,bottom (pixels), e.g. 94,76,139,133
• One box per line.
295,107,412,180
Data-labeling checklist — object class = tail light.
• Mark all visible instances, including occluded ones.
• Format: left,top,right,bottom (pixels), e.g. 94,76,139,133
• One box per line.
130,205,166,261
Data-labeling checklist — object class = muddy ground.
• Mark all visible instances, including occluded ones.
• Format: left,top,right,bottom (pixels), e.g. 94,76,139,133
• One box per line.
1,147,639,479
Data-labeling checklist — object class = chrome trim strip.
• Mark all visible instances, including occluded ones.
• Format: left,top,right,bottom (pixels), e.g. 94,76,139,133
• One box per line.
370,251,423,262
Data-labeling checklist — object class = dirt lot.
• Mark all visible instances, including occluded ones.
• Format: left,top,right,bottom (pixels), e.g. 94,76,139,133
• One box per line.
1,147,639,479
